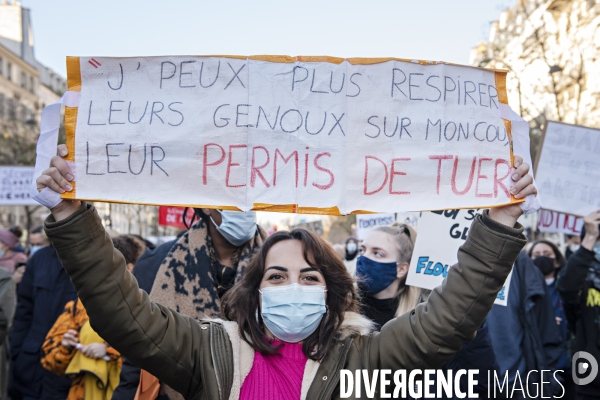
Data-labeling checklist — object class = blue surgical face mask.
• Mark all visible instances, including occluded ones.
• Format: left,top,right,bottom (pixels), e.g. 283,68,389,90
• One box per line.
259,283,327,343
0,249,4,258
355,255,398,296
30,245,43,256
211,210,257,247
594,242,600,262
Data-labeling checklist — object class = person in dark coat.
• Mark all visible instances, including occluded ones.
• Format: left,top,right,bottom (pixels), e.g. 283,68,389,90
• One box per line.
529,240,574,396
557,210,600,400
8,245,77,400
487,251,564,398
0,267,16,399
111,239,176,400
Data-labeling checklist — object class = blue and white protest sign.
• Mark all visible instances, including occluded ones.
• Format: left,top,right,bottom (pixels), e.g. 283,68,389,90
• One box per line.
0,166,38,206
406,209,511,306
356,213,396,240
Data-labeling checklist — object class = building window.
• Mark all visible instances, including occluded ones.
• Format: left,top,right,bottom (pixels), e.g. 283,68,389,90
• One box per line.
29,75,34,93
21,71,27,89
0,57,3,77
6,62,11,81
8,98,16,119
18,104,25,121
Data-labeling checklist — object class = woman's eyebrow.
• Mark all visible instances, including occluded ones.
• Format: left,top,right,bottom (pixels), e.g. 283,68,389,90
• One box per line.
369,246,386,253
300,267,318,273
265,266,287,272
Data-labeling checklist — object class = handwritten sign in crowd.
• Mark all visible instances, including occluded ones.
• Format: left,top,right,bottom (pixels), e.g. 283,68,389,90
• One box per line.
62,56,518,214
406,209,511,306
537,209,583,235
536,121,600,217
0,166,38,206
355,213,396,240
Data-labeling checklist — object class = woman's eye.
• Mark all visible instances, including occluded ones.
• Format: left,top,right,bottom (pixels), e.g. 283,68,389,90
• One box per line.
267,274,283,280
303,275,319,282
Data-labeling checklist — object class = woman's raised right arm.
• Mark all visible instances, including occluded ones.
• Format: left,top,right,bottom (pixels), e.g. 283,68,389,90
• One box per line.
37,145,205,398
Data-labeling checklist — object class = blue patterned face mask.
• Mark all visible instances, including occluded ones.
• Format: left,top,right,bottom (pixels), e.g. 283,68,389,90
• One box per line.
259,284,327,343
594,241,600,262
211,210,257,247
355,255,398,296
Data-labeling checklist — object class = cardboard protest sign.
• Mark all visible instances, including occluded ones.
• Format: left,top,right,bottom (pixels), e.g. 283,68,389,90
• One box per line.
537,208,583,235
535,121,600,216
356,213,396,240
291,220,325,237
0,166,38,205
406,210,511,306
158,206,194,229
59,55,520,214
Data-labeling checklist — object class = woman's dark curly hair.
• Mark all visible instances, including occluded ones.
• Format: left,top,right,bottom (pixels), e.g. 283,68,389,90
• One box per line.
221,228,359,361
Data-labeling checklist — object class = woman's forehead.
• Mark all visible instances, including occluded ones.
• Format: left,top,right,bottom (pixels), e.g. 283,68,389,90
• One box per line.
265,239,311,268
532,242,553,253
363,230,396,248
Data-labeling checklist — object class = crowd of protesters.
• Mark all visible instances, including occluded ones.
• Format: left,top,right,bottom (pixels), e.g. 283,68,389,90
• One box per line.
0,149,596,399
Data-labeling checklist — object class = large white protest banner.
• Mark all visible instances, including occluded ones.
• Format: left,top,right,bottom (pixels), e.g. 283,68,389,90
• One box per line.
406,209,511,306
356,213,396,240
54,55,523,214
537,209,584,235
0,166,38,205
536,121,600,216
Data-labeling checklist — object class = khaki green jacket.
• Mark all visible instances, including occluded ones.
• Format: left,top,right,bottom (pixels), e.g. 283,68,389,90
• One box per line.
45,204,526,400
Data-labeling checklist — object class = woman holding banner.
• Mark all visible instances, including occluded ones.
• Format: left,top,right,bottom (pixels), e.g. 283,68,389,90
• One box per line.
34,146,535,400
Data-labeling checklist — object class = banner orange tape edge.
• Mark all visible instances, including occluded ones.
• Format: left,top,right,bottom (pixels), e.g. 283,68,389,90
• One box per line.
62,57,81,199
493,70,519,204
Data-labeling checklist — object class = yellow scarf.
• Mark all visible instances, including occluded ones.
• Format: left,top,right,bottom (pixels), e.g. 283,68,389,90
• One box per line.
66,321,120,400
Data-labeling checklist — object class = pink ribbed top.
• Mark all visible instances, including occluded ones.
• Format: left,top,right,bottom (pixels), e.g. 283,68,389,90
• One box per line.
239,341,309,400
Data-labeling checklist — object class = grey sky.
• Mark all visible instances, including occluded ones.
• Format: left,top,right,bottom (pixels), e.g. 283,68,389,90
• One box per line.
21,0,513,77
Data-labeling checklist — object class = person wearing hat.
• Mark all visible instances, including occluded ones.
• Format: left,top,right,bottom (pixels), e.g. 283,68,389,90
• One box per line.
0,227,27,274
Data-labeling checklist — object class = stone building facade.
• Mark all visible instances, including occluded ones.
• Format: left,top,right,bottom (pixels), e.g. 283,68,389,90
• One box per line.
470,0,600,137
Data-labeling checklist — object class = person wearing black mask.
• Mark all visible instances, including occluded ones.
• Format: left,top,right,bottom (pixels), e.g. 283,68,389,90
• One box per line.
530,240,567,280
343,237,359,275
529,240,573,397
